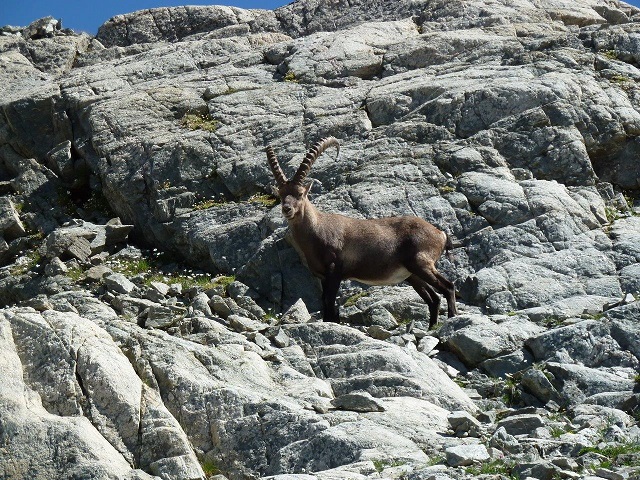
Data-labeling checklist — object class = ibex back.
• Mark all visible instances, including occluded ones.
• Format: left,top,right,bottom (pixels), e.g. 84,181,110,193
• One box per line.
266,137,458,328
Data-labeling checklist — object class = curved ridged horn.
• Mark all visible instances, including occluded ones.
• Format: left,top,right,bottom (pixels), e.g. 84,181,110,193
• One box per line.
266,145,287,187
291,137,340,186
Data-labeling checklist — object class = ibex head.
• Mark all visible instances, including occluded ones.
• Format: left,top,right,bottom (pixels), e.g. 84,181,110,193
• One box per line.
266,137,339,221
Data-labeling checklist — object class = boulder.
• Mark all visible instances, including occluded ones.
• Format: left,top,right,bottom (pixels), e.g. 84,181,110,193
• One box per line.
496,413,546,436
525,320,638,369
331,391,386,412
445,444,490,467
0,198,26,240
104,273,136,295
438,314,544,367
279,298,312,324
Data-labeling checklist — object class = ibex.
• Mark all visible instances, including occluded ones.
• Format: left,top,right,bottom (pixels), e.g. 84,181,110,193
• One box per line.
266,137,458,328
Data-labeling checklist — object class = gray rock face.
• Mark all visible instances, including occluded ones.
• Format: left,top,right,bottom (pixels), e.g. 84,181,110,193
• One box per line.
438,314,544,367
4,0,639,314
2,0,640,478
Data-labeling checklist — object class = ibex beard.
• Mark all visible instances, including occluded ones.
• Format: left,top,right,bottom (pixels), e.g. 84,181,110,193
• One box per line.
266,137,458,328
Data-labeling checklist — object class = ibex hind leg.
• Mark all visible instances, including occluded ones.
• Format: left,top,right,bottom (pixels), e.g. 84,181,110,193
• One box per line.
407,275,441,328
406,259,457,318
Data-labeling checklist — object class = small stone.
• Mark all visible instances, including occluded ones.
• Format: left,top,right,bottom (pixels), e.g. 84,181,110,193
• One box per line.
551,458,579,470
280,299,312,324
621,293,636,305
445,444,490,467
400,333,416,345
368,324,392,340
331,391,385,412
66,236,92,262
0,197,26,240
227,280,250,298
365,306,398,329
90,251,109,265
558,471,581,480
272,328,291,348
418,336,439,354
168,283,183,296
146,305,177,329
496,413,545,436
191,292,212,316
312,402,331,414
448,411,482,437
104,273,136,294
105,223,133,244
413,328,428,340
246,332,271,350
150,281,170,296
142,287,165,303
595,468,625,480
489,426,521,453
228,314,265,333
44,256,67,276
513,461,561,480
209,295,232,318
86,265,111,281
24,296,53,311
235,295,266,319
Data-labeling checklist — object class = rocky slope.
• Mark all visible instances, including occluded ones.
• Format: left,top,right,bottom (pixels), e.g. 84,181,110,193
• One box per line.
1,1,640,479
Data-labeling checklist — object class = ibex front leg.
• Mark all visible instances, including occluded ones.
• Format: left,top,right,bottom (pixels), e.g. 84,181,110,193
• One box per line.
321,273,342,323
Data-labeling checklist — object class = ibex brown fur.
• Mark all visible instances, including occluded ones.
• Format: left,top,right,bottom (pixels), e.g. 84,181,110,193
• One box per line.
266,137,457,328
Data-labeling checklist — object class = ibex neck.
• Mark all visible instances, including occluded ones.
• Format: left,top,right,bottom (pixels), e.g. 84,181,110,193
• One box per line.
290,200,320,228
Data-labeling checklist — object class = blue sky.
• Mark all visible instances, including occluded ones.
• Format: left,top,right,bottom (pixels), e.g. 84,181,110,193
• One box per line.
2,1,640,35
1,1,289,34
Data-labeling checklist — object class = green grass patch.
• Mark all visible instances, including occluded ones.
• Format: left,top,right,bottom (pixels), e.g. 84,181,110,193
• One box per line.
372,459,406,473
66,265,85,281
283,70,298,83
343,290,370,307
605,205,621,223
107,255,225,291
541,316,565,328
438,185,456,194
201,459,221,478
610,74,633,86
502,378,521,406
248,193,278,207
580,441,640,468
425,455,445,467
466,459,516,476
114,258,152,277
212,275,235,289
193,193,277,211
550,424,571,438
181,112,219,132
10,251,42,276
193,198,228,210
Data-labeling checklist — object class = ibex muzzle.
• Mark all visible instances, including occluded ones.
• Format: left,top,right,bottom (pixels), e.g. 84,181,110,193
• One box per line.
266,137,457,328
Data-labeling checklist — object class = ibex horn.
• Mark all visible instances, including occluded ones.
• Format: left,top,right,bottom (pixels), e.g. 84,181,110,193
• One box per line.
266,145,287,187
292,137,340,186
